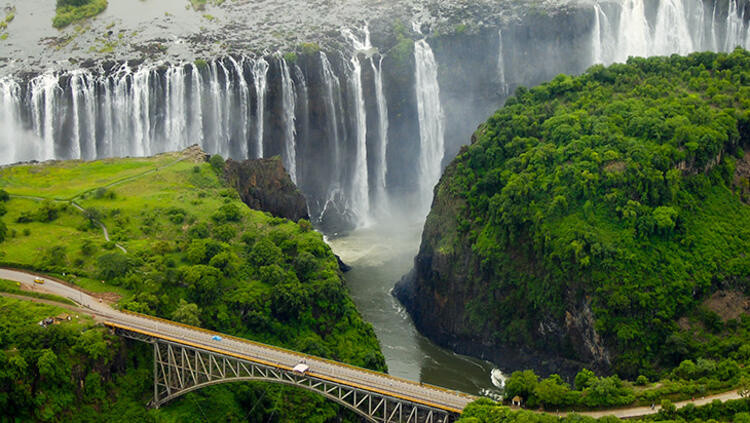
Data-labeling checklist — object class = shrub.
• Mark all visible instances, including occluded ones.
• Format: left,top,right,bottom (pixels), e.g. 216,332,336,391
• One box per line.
212,224,236,242
0,189,8,201
97,252,132,280
209,154,224,173
0,219,6,243
53,0,107,29
211,203,241,223
42,245,67,267
188,222,210,239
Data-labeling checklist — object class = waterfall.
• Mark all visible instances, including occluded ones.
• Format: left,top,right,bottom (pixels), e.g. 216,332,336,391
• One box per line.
725,0,745,51
592,4,603,64
252,58,269,158
320,52,343,187
69,72,84,160
29,72,59,161
0,78,21,163
652,0,694,56
279,57,298,184
686,0,705,51
710,0,719,52
371,55,389,211
342,25,376,223
292,64,309,170
207,61,224,156
497,29,508,96
414,39,445,212
3,3,750,229
165,66,187,154
189,64,204,149
132,66,151,157
227,56,249,158
348,52,370,221
591,3,617,65
69,71,98,160
614,0,651,62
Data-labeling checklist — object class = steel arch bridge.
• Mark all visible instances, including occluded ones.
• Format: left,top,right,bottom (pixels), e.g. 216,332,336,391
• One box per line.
111,324,463,423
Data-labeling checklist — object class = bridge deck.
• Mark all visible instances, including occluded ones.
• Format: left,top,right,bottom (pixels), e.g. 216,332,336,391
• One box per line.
103,314,476,413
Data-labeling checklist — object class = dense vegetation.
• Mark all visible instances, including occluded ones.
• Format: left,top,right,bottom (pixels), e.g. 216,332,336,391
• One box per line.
499,364,749,411
0,297,155,421
53,0,108,29
457,397,750,423
435,49,750,378
0,150,385,421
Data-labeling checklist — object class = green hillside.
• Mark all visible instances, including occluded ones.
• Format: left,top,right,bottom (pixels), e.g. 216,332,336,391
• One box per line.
0,148,385,421
408,49,750,382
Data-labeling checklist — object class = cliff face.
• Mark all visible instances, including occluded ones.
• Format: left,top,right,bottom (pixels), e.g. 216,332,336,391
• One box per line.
224,157,309,222
394,156,606,377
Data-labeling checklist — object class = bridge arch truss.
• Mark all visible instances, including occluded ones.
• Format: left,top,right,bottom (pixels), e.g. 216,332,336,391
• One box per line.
114,327,459,423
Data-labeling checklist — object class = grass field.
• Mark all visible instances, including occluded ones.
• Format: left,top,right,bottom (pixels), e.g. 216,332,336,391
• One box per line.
0,150,222,301
0,278,78,306
0,295,94,328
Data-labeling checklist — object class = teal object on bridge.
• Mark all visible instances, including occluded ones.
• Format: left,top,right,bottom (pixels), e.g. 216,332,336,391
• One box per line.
212,335,222,341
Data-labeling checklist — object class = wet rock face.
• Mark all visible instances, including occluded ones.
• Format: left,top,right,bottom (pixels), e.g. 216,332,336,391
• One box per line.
224,157,309,222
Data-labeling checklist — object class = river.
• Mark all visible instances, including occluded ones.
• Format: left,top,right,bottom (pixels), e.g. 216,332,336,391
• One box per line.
327,219,504,397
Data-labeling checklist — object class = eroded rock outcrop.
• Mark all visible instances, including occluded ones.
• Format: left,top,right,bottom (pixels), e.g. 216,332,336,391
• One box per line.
224,156,309,222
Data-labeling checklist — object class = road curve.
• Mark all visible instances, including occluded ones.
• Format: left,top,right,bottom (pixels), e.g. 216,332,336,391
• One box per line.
0,268,475,413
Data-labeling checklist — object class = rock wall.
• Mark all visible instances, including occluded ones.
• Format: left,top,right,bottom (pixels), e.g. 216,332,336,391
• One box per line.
224,157,309,222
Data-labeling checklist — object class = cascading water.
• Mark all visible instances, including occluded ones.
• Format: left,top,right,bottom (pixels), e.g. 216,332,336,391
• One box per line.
725,0,746,51
189,64,205,151
497,29,508,96
252,58,269,158
292,63,309,166
371,55,389,212
652,0,694,56
69,72,84,160
413,39,445,213
614,0,651,63
227,56,250,159
591,0,749,66
318,51,345,221
279,56,298,184
165,66,187,154
130,66,151,158
342,26,375,224
29,72,59,161
0,79,20,161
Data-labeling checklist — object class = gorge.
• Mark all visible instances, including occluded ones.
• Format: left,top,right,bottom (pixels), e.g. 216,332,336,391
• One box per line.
1,0,750,395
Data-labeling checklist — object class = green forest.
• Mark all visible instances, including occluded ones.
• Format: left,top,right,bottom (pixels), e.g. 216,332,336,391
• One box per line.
0,151,385,421
457,397,750,423
439,48,750,378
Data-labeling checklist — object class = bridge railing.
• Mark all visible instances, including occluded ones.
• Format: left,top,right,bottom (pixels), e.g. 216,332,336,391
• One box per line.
117,309,476,401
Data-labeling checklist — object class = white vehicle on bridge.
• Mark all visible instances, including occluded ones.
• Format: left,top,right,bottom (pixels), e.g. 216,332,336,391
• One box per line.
292,362,309,374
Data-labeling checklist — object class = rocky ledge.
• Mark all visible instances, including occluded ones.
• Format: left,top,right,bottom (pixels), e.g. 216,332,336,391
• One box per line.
224,156,309,223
